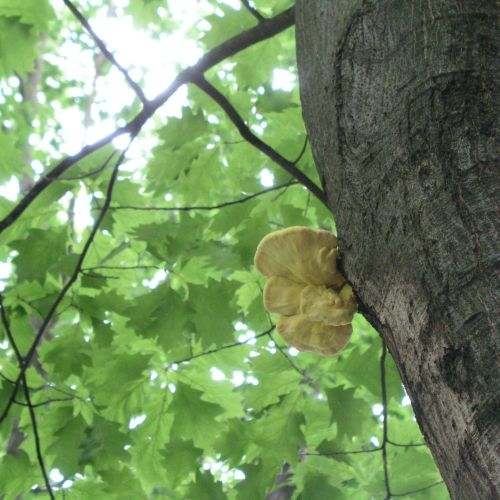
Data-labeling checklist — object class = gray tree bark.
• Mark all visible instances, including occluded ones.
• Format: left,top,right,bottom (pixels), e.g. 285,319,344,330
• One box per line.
296,1,499,499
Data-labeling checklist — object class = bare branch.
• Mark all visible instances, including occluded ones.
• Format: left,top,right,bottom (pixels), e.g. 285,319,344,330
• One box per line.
13,397,73,408
0,295,24,364
108,181,299,212
0,6,295,235
241,0,266,22
63,0,148,104
0,370,15,384
292,135,309,164
82,264,165,272
22,384,54,499
166,326,275,369
0,296,54,498
380,342,392,499
192,75,328,207
391,481,445,497
387,439,426,448
269,332,318,389
60,149,117,180
0,139,135,424
307,447,382,456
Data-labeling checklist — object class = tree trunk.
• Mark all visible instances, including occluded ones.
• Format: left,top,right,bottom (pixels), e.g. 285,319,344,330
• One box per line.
295,1,499,498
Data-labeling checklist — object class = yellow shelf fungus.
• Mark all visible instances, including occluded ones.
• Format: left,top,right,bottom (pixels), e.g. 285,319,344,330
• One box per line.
254,226,357,355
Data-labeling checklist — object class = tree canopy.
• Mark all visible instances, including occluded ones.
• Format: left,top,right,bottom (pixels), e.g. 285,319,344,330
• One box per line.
0,1,447,498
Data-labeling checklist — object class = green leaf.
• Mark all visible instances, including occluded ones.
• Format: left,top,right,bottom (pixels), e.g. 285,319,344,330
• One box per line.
215,419,255,468
325,386,372,441
296,473,344,500
178,255,219,285
126,283,190,352
86,351,152,421
0,0,53,31
159,108,208,150
186,470,226,500
389,447,443,494
10,228,66,284
0,451,38,499
80,416,131,470
202,5,254,49
161,438,203,487
236,461,275,500
99,467,147,499
45,411,87,476
244,350,302,411
169,382,224,448
294,456,352,499
190,282,239,348
0,133,24,182
0,18,37,77
251,394,305,466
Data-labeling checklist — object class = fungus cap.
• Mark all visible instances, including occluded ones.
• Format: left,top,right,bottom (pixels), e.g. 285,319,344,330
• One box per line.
263,276,302,316
300,284,357,326
254,226,339,286
277,315,352,356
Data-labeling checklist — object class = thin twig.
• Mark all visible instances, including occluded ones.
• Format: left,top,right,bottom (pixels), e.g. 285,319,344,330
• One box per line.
241,0,266,22
82,264,166,272
0,296,54,499
387,439,426,448
63,0,148,104
167,326,275,369
391,480,445,497
0,138,136,424
269,332,317,388
13,295,45,318
0,371,16,384
80,271,119,279
0,6,295,234
22,384,55,499
60,149,118,180
108,181,299,212
14,397,73,408
307,447,382,456
0,295,25,369
381,342,392,499
192,75,328,207
292,135,309,164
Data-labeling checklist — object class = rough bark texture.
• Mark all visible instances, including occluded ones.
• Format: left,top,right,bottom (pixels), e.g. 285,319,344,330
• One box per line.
296,1,499,498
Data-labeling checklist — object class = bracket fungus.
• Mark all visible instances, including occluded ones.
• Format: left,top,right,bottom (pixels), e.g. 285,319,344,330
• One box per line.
254,226,357,355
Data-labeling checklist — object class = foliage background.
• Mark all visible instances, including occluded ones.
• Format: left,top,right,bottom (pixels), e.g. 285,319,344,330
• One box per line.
0,0,447,498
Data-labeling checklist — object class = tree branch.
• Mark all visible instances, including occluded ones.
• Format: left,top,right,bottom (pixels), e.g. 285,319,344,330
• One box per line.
13,397,73,408
0,296,54,499
0,6,295,235
391,480,445,497
380,342,392,499
307,447,382,456
387,439,426,448
167,326,275,369
241,0,266,22
22,384,54,499
192,75,328,207
63,0,148,104
60,149,117,180
293,135,309,164
269,332,318,389
0,138,135,424
82,264,165,272
108,181,299,212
